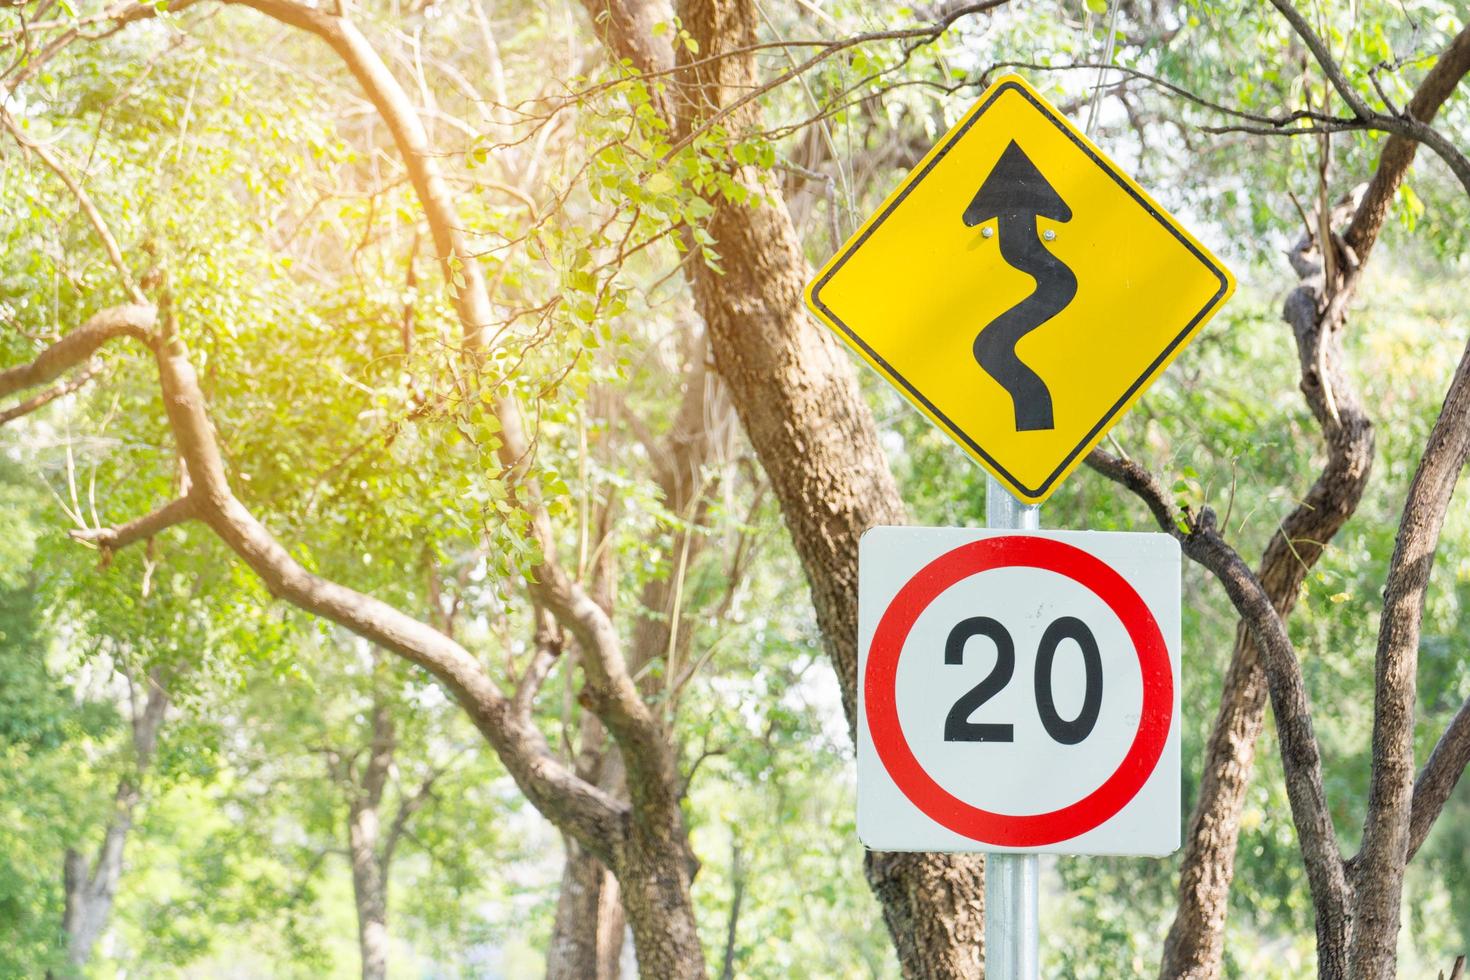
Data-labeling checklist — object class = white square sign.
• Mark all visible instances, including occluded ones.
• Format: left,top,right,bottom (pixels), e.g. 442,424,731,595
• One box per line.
858,526,1181,855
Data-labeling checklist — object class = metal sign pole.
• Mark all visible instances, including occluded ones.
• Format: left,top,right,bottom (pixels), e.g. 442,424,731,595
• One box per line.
984,473,1040,979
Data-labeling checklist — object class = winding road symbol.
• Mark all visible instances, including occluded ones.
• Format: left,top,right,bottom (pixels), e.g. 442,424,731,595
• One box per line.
803,73,1236,504
963,141,1076,432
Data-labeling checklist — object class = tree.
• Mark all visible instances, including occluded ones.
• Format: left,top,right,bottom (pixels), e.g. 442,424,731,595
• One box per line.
2,1,760,972
5,0,1470,976
59,668,169,968
207,637,518,979
0,461,113,976
1076,5,1470,975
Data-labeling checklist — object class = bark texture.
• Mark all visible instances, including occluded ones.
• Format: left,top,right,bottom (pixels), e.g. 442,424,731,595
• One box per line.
1348,344,1470,978
1159,23,1470,977
613,0,990,973
23,3,989,975
14,3,1470,977
1406,695,1470,863
0,304,153,402
547,337,728,979
1087,453,1352,979
547,837,624,980
348,814,390,980
1159,207,1373,980
548,659,629,980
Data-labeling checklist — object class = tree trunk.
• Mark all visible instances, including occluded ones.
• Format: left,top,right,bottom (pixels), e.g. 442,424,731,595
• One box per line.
1158,23,1470,975
61,672,168,967
547,837,624,980
615,816,706,980
663,2,990,974
1160,264,1372,976
61,822,130,967
347,798,390,980
687,102,989,980
549,714,626,980
596,886,627,980
1158,623,1272,979
575,686,702,978
1349,342,1470,977
1164,181,1386,979
718,839,744,980
344,689,395,980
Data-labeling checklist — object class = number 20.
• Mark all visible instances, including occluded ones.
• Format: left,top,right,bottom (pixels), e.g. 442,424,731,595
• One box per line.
943,616,1103,745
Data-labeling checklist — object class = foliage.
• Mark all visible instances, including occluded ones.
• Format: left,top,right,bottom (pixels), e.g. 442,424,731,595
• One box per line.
2,0,1469,975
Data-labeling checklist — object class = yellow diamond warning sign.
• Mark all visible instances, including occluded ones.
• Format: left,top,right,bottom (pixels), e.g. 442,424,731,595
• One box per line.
805,74,1235,504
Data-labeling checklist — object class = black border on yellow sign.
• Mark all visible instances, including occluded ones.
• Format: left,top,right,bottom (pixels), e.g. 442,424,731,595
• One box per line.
806,77,1233,502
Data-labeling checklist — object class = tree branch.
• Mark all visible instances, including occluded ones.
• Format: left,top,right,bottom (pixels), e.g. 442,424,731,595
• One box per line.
1162,202,1376,978
2,309,629,863
513,608,562,717
987,59,1357,132
142,332,629,861
1086,449,1352,968
1350,338,1470,975
1266,0,1375,119
0,304,154,401
225,0,689,837
70,495,197,551
230,0,494,344
1345,24,1470,260
0,105,145,303
536,554,680,814
1369,112,1470,200
3,3,171,99
382,754,458,866
659,0,1011,159
1268,2,1470,197
1406,694,1470,863
0,368,98,426
1160,22,1470,969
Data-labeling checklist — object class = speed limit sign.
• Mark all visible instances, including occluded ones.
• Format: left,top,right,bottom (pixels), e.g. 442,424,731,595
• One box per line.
858,527,1181,855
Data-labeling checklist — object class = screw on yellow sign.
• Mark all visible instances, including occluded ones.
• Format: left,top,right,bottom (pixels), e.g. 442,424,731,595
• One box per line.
805,74,1235,504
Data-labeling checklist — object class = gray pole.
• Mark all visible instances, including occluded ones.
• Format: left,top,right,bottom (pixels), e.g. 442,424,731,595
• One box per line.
983,473,1040,979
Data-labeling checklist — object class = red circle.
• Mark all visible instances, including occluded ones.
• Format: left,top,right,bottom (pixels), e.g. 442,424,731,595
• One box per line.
865,535,1172,846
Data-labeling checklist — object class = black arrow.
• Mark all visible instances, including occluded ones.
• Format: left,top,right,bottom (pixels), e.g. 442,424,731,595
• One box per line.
962,141,1076,432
